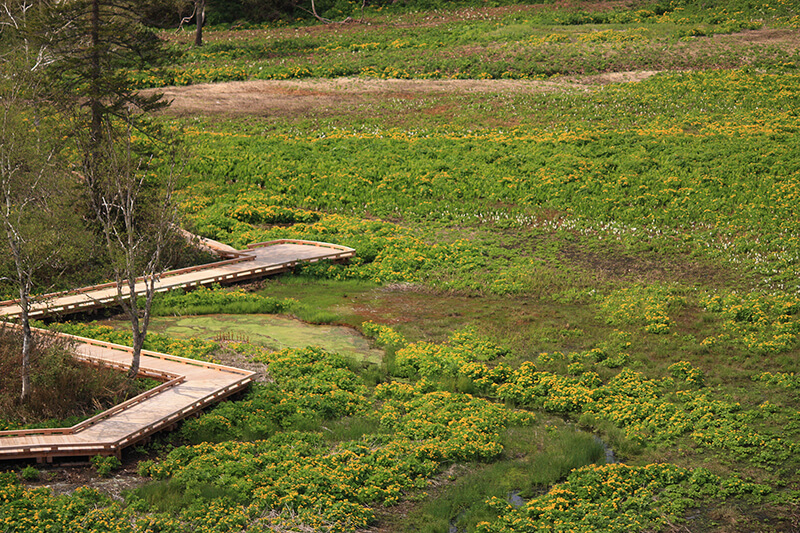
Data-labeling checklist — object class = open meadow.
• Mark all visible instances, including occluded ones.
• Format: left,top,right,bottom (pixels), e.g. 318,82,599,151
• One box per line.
2,0,800,531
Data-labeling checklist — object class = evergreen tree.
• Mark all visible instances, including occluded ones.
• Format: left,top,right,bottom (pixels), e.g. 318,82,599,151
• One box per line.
42,0,181,379
43,0,174,185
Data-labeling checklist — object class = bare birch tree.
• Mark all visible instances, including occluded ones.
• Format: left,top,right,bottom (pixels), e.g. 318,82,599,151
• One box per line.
0,0,79,402
89,118,178,379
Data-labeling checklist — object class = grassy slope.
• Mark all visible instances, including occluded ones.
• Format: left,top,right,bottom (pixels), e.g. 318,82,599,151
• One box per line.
165,3,800,528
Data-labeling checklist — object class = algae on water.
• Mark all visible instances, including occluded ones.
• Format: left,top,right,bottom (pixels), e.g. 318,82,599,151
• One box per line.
138,314,384,363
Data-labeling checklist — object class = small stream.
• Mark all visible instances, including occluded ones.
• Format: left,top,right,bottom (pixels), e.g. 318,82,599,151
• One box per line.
448,433,616,533
595,435,617,465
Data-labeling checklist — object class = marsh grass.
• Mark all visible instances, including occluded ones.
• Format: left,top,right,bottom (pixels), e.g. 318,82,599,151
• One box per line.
128,479,245,515
320,415,384,442
401,423,606,532
260,276,378,327
577,414,643,460
149,286,292,317
292,308,340,324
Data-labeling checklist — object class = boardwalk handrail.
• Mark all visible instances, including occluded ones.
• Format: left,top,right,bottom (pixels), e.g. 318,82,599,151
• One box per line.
0,325,252,444
16,324,251,376
63,331,254,376
0,240,355,319
72,356,180,382
0,375,185,440
0,254,257,309
114,374,255,449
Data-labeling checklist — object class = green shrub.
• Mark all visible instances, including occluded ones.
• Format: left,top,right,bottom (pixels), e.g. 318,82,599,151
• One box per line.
150,285,294,317
90,455,121,477
20,465,39,481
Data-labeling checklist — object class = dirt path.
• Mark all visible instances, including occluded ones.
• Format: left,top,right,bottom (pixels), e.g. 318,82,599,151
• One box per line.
155,72,659,117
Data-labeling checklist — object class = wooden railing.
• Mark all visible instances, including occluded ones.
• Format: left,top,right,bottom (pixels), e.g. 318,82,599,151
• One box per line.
0,254,257,310
0,324,257,460
114,374,254,450
0,375,185,439
64,332,253,376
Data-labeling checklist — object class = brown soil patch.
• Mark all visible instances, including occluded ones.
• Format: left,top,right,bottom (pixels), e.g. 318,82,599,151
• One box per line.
563,70,661,85
22,463,148,501
155,73,659,118
212,342,271,382
715,27,800,45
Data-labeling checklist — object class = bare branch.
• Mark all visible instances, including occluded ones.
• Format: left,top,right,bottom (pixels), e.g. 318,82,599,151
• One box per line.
177,2,197,32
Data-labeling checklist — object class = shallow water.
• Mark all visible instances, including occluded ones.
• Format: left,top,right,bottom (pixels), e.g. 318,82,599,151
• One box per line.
108,314,384,363
595,435,617,464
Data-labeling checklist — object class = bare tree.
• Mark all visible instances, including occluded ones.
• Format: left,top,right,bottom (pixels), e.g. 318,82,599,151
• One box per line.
194,0,204,46
178,0,205,46
0,0,78,402
89,117,179,379
0,108,63,403
177,0,366,46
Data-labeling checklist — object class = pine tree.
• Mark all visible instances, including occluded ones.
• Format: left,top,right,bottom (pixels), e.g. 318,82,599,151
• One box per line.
42,0,180,379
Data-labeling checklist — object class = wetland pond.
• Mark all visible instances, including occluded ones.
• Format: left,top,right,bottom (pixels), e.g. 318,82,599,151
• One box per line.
104,314,384,363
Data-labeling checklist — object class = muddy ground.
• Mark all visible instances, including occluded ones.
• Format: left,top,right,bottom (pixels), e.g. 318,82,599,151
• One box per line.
155,72,658,118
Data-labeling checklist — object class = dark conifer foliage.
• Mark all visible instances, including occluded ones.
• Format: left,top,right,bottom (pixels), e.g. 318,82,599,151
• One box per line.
41,0,175,154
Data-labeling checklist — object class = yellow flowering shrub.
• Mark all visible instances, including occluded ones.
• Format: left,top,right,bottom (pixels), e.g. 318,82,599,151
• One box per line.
476,463,771,532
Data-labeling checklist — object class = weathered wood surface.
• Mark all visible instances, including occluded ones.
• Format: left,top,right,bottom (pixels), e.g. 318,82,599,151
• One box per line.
0,239,355,462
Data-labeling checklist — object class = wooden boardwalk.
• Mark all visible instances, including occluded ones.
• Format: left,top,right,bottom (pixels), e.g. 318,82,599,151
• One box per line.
0,332,256,462
0,239,355,462
0,239,355,319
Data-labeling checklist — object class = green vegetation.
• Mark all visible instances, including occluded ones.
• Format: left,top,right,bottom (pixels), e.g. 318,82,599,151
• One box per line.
90,455,122,478
2,0,800,532
149,285,296,316
136,0,800,87
19,466,39,482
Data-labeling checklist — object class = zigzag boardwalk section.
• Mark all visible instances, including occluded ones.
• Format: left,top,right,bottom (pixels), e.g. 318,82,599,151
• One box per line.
0,333,256,463
0,240,355,319
0,239,355,463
